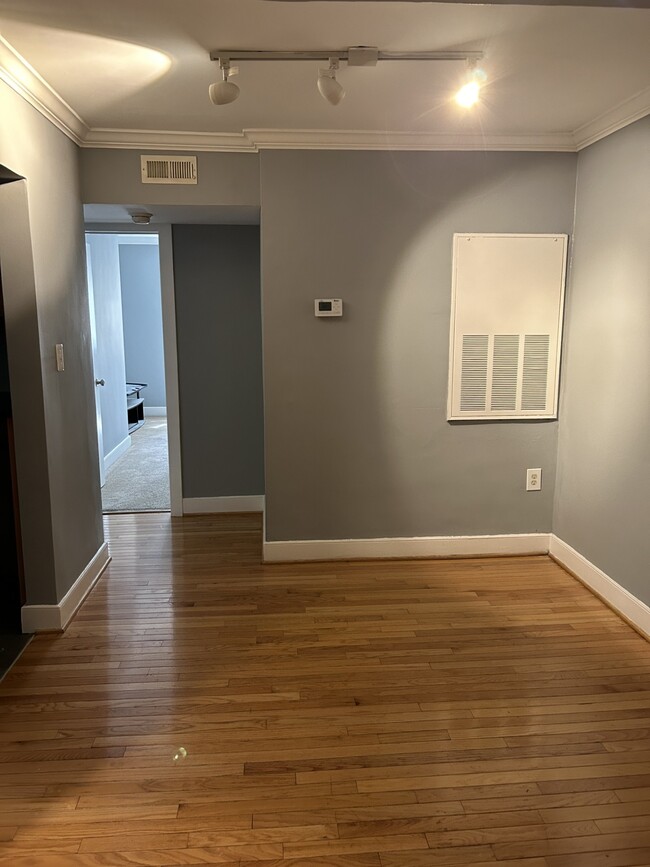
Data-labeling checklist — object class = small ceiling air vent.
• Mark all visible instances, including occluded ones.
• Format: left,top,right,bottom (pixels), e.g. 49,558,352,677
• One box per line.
140,155,197,185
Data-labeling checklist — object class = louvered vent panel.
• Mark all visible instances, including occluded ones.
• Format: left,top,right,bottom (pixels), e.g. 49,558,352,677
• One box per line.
140,155,197,185
522,334,550,411
448,234,567,420
460,335,489,412
490,335,519,412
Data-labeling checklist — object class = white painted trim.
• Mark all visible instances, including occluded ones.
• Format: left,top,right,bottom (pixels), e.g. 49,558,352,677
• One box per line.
549,535,650,641
183,495,265,515
0,35,87,144
83,127,256,152
157,225,183,517
21,542,110,633
103,434,131,472
573,86,650,150
252,129,576,152
263,533,550,563
144,406,167,417
81,127,577,153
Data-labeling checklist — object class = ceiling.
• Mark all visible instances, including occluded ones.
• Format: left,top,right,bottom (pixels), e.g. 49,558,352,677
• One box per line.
84,204,261,225
0,0,648,151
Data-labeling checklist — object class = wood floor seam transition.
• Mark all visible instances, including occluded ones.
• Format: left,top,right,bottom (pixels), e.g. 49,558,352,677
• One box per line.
1,512,649,866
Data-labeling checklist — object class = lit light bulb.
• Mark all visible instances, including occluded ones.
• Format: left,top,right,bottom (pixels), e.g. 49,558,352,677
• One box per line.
455,79,481,108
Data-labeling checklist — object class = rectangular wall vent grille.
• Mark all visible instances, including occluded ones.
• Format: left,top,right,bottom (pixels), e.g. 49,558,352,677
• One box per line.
460,335,488,412
491,334,519,412
522,334,551,411
448,234,568,420
141,155,197,185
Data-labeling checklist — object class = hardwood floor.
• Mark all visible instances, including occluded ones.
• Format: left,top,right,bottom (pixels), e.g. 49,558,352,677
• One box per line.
1,512,650,866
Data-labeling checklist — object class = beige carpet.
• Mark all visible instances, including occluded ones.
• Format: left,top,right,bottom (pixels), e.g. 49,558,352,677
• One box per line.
101,418,170,512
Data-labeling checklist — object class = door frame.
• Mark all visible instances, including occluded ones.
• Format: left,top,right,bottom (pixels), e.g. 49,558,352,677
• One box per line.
85,223,183,516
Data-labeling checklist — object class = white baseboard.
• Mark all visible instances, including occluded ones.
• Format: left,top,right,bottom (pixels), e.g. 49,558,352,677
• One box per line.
104,435,131,472
550,535,650,640
263,533,551,563
21,542,110,633
144,407,167,417
183,495,265,515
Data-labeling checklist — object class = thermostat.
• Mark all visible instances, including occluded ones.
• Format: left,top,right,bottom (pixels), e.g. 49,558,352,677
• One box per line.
315,299,343,317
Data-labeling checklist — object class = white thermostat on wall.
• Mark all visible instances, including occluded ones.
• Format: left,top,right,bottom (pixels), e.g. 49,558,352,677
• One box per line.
315,299,343,317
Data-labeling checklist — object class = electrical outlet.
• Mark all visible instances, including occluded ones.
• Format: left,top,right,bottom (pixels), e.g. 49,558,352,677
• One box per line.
526,468,542,491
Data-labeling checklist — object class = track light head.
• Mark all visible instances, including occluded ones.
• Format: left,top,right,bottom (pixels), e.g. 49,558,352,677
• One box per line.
209,80,239,105
209,59,240,105
317,58,345,106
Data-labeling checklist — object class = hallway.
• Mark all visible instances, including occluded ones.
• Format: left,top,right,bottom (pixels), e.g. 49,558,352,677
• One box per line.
1,513,650,864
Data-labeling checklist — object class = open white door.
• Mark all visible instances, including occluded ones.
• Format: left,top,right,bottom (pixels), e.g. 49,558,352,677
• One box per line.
85,243,105,487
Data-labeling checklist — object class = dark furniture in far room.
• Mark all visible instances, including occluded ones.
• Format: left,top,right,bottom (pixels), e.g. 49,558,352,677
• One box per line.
126,382,147,433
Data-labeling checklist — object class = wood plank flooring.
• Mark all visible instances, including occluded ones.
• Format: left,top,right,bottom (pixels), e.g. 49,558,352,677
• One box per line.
1,512,650,866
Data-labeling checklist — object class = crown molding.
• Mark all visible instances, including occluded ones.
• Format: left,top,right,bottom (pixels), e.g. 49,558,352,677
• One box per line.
83,127,257,151
0,34,88,145
573,85,650,150
81,126,576,152
247,128,578,151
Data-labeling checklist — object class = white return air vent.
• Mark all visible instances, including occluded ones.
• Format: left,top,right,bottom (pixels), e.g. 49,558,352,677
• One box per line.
448,234,568,421
140,155,197,185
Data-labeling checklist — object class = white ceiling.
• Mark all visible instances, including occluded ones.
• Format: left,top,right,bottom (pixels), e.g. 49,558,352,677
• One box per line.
0,1,648,150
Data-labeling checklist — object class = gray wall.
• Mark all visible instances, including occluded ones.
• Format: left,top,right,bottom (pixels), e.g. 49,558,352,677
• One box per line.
81,150,260,208
554,117,650,605
173,225,264,499
119,242,166,409
0,80,103,603
0,181,57,604
86,235,129,458
260,150,577,542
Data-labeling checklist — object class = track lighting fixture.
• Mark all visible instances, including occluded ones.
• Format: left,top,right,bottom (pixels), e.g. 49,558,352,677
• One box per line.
317,58,345,106
208,59,240,105
209,48,485,108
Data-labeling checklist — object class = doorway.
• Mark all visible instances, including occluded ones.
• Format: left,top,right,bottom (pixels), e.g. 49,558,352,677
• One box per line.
86,231,172,513
0,263,29,676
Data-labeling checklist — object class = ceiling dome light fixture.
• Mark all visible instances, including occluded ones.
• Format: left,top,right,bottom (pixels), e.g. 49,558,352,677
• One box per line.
131,212,153,225
209,59,240,105
317,58,345,106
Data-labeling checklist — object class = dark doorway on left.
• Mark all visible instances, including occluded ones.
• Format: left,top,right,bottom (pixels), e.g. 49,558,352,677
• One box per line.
0,270,30,678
